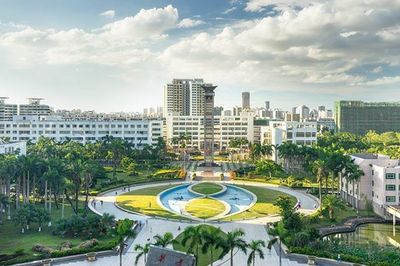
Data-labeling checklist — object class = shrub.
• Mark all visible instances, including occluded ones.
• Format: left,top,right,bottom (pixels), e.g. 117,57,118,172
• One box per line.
78,239,99,249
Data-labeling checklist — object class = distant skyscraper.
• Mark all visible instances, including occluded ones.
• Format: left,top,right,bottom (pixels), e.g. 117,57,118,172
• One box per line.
335,101,400,135
19,98,52,116
295,105,310,120
318,106,326,112
265,101,270,110
0,97,17,121
213,106,223,116
163,78,206,117
242,92,250,109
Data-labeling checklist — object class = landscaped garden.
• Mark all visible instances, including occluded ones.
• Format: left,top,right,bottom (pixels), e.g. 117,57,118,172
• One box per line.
222,185,296,221
173,224,228,266
185,198,225,219
191,182,223,195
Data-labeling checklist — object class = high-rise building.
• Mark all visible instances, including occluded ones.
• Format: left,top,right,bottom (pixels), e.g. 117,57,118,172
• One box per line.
295,105,310,120
335,101,400,135
164,79,191,116
265,101,270,110
0,97,18,121
318,106,326,112
19,98,52,116
242,92,250,109
233,106,242,116
163,79,206,117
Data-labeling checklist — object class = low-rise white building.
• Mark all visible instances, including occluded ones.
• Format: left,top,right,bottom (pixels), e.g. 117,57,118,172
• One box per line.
0,115,163,148
166,112,254,151
260,121,317,161
341,154,400,218
0,139,26,155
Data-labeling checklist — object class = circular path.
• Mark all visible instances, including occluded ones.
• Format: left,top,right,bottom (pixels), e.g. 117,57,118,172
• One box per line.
56,181,319,266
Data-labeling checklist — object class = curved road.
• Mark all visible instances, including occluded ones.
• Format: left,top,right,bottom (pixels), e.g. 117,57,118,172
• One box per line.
56,181,318,266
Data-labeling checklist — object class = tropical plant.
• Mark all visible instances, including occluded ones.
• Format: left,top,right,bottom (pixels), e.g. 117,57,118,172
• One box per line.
181,225,204,265
221,229,247,266
114,219,134,266
247,240,265,266
201,227,226,266
153,232,176,248
134,243,151,265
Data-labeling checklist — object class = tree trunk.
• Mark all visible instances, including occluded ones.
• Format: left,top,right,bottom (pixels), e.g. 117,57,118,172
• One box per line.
352,181,355,209
27,171,30,203
16,176,20,209
65,190,78,214
331,172,335,196
49,187,52,214
32,175,36,203
210,249,213,266
319,179,322,212
44,180,48,210
6,178,10,220
61,194,65,219
22,172,26,204
230,249,233,266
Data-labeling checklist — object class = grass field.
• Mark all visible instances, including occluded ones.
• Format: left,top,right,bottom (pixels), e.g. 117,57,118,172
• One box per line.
173,225,228,266
0,201,116,264
222,185,296,221
185,198,225,219
116,184,189,220
191,182,223,195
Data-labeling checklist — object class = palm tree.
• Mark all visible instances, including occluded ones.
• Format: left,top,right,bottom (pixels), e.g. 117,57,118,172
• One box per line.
134,243,151,265
312,158,328,211
247,240,266,266
114,219,134,266
201,227,225,266
153,232,176,248
0,194,8,224
34,207,50,232
277,142,300,171
181,226,204,265
323,195,345,220
222,229,247,266
348,164,364,212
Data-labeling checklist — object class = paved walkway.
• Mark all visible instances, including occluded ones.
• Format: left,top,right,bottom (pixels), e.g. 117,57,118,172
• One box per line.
56,181,319,266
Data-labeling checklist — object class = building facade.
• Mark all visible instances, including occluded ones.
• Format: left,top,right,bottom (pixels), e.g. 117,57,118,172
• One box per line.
19,98,53,116
335,101,400,135
165,112,254,151
0,97,18,121
0,115,162,148
341,154,400,218
0,139,26,155
260,121,317,161
242,92,250,110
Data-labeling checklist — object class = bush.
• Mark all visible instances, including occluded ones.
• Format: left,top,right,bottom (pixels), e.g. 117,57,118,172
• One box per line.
78,239,99,249
53,214,115,238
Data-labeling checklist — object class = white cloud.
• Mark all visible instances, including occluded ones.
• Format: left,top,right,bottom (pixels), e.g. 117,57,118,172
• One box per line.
177,18,205,28
245,0,319,12
99,10,115,18
222,6,237,14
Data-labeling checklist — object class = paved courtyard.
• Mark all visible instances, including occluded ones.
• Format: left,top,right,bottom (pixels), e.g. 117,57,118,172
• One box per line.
55,181,319,266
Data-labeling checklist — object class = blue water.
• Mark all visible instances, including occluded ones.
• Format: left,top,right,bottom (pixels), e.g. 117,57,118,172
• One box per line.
159,183,254,218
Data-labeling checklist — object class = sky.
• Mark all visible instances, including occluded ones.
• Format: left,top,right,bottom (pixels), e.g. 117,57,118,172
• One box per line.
0,0,400,112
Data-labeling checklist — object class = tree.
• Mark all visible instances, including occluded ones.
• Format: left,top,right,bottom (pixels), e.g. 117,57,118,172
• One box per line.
201,227,225,266
221,229,247,266
181,225,204,265
0,194,8,224
323,195,345,220
105,139,127,178
34,206,51,232
312,157,328,211
277,142,300,171
347,163,364,212
275,196,294,220
153,232,176,248
134,243,150,265
247,240,265,266
14,205,29,233
114,219,134,266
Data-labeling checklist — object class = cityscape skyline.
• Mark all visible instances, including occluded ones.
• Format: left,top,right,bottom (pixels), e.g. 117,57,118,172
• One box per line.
1,0,400,112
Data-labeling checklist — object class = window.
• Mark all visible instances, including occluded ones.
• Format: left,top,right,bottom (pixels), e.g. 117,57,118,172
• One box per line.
386,196,396,203
386,173,396,179
386,184,396,191
372,180,374,187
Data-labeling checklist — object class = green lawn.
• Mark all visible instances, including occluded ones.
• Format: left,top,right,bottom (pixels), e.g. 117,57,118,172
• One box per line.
222,185,296,221
234,176,322,188
116,184,190,220
185,198,225,219
0,201,116,265
315,204,371,226
173,225,228,266
191,182,223,195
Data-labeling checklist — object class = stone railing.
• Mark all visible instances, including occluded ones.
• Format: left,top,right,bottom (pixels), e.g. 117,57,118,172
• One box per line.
319,216,385,237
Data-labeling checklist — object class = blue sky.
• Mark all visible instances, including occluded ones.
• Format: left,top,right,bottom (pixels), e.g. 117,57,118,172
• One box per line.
0,0,400,112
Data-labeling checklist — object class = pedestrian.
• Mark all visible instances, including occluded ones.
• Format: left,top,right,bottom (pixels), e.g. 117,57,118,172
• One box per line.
178,226,181,231
93,200,96,208
100,200,103,206
149,202,152,208
146,219,148,226
115,191,118,195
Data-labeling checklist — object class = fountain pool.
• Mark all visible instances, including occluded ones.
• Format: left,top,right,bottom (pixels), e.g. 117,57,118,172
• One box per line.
158,183,256,220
